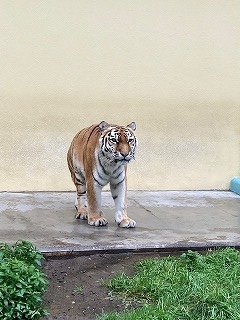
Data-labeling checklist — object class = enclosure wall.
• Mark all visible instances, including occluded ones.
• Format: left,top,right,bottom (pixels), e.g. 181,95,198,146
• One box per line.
1,0,239,190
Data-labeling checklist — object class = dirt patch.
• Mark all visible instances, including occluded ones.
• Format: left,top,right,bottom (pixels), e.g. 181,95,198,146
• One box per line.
41,252,164,320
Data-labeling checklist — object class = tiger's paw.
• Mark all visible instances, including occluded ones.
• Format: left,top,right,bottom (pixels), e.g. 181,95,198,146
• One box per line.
88,213,108,227
75,206,88,220
75,211,88,220
118,217,136,228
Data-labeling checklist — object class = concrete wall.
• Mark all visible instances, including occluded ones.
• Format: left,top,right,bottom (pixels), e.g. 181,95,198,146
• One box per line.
1,0,240,191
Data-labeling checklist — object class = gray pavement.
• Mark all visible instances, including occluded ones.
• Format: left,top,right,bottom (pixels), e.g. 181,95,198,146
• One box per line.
0,191,240,256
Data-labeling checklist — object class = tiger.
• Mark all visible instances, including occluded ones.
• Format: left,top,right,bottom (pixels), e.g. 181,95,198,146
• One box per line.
67,121,138,228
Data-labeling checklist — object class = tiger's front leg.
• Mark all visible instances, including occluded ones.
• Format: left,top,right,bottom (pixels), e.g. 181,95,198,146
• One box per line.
86,178,108,227
110,176,136,228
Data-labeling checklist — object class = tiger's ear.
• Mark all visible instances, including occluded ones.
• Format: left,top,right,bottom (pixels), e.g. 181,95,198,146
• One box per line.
127,122,136,131
99,121,110,131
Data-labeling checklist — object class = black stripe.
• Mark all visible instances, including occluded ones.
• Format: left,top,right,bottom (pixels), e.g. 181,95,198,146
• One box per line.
113,170,123,180
75,168,85,180
83,125,100,162
113,164,121,175
86,125,99,145
92,174,105,187
75,172,85,184
75,177,84,186
76,182,85,186
75,176,81,183
105,135,114,153
98,154,108,175
112,177,125,189
78,191,86,195
96,168,107,182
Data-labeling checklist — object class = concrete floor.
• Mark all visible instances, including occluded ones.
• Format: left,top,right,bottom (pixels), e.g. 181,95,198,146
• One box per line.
0,191,239,255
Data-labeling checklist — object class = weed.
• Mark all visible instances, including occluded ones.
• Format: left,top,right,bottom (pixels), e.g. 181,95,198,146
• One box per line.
73,286,83,295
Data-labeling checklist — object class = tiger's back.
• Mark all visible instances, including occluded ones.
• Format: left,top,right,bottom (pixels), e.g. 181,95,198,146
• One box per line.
67,124,101,186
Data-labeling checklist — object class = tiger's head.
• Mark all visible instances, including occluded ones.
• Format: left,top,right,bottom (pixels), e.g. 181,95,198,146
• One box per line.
98,121,137,165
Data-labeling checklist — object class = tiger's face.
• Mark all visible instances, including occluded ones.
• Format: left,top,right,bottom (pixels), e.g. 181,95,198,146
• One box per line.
99,121,137,165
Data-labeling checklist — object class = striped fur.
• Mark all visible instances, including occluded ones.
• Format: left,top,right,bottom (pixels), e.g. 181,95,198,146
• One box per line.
67,121,137,227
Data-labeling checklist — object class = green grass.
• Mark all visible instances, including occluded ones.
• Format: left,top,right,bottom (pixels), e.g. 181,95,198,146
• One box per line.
0,240,48,320
73,285,84,295
98,248,240,320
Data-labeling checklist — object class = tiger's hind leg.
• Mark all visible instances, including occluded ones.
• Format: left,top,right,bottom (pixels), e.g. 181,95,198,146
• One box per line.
75,184,88,220
72,171,88,220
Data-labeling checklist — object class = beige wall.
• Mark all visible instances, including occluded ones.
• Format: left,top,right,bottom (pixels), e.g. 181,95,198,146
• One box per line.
0,0,240,191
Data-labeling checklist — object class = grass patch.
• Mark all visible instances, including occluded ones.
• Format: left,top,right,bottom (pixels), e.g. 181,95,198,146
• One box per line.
98,248,240,320
0,240,48,319
73,285,84,295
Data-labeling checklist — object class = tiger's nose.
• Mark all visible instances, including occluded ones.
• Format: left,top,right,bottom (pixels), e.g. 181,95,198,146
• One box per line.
120,152,128,158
